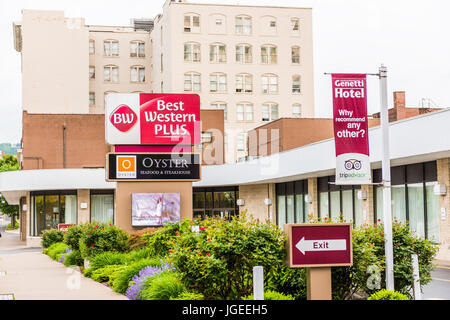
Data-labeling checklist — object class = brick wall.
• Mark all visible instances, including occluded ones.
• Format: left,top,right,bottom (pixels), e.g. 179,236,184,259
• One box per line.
436,158,450,260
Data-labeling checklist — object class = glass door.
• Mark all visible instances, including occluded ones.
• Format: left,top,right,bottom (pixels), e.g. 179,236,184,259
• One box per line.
35,196,44,236
44,195,60,230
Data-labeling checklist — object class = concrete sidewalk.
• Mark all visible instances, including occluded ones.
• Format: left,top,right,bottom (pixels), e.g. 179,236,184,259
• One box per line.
0,226,127,300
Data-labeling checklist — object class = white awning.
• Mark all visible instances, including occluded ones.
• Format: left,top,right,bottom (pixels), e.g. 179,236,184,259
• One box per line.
0,168,116,204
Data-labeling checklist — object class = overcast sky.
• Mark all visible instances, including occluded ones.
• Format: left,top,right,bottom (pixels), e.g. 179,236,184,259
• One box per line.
0,0,449,143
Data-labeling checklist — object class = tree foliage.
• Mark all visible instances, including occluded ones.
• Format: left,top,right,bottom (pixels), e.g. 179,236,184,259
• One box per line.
0,155,20,217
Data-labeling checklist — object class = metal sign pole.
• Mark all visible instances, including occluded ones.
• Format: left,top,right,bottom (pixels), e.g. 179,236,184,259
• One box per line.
379,65,395,290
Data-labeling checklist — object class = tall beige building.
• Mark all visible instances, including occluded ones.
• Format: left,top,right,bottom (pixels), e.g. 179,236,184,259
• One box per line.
14,10,153,115
14,0,315,163
151,0,315,163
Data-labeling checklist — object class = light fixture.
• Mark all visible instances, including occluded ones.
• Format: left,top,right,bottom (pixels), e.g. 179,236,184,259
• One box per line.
236,199,245,206
357,190,367,200
80,202,88,209
304,194,312,203
264,198,272,205
22,204,28,211
434,184,447,195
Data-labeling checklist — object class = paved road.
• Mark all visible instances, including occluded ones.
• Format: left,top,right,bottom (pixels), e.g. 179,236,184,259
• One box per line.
422,266,450,300
0,224,127,300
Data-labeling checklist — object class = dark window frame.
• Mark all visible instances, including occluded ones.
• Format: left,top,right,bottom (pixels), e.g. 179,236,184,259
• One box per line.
276,179,308,226
317,175,360,224
373,161,437,240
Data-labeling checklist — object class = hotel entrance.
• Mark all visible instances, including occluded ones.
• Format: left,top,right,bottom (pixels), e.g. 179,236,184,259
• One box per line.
30,191,77,236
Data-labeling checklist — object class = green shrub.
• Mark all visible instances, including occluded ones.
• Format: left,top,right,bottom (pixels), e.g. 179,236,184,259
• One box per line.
266,265,307,300
140,272,185,300
89,251,128,271
142,220,191,257
6,221,19,230
45,242,70,261
91,265,127,283
170,214,286,300
242,290,295,300
331,227,382,300
63,224,85,251
113,258,162,294
108,265,128,287
64,250,84,267
78,222,129,259
41,229,64,248
348,222,438,299
126,247,153,262
170,291,204,300
367,289,409,300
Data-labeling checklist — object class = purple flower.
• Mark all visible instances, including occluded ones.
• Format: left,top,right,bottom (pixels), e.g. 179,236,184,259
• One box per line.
125,262,174,300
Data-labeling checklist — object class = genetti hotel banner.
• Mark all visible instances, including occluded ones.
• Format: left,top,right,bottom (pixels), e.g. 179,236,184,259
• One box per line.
332,74,371,185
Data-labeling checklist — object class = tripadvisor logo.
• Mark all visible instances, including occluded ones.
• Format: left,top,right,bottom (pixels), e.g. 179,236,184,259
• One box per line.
339,172,367,178
344,159,362,170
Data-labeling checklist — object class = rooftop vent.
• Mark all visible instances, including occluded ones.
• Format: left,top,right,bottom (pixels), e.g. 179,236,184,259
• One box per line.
131,19,154,32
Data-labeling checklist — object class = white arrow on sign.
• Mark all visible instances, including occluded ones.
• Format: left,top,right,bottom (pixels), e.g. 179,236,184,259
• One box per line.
295,237,347,255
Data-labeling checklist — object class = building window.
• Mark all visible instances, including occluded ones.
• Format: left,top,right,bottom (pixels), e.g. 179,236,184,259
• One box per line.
184,72,201,92
276,180,308,228
236,133,247,151
235,73,252,93
237,102,253,121
30,192,77,237
261,45,277,64
210,102,227,120
235,15,252,34
210,73,227,93
89,92,95,105
235,44,252,63
261,74,278,94
91,192,114,224
89,39,95,54
291,18,300,35
293,104,302,118
262,103,279,122
373,161,439,242
292,75,301,93
184,13,200,33
291,46,300,64
104,40,119,56
209,43,226,63
130,66,145,83
193,187,239,220
104,65,119,82
318,176,362,225
184,42,201,62
130,40,145,57
89,66,95,79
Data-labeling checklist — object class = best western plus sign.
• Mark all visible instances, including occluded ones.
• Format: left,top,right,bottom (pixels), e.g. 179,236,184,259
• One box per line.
106,93,201,145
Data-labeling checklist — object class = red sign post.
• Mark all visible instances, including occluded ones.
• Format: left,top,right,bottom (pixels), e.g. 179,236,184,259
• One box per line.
284,223,353,300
